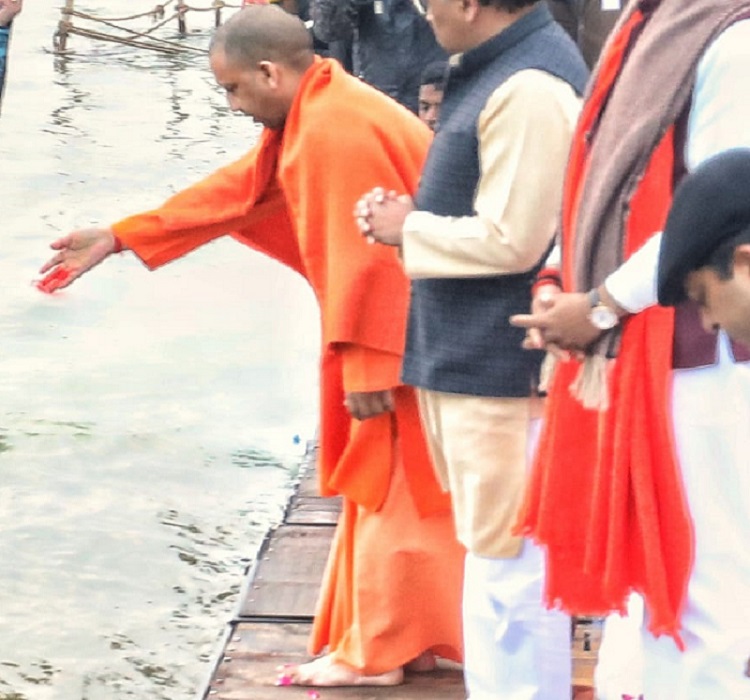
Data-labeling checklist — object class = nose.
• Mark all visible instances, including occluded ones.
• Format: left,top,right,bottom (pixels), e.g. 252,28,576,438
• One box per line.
227,94,241,112
699,307,720,334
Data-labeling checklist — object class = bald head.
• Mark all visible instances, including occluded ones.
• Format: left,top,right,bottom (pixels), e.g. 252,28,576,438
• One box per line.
210,5,314,73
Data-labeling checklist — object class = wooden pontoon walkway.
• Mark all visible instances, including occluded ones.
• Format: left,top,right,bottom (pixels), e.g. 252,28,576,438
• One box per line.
199,444,600,700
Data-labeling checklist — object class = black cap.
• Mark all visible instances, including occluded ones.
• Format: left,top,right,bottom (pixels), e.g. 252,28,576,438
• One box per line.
658,148,750,306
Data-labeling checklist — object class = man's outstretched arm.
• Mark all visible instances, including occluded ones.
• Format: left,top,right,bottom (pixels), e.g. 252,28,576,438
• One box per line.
36,134,290,293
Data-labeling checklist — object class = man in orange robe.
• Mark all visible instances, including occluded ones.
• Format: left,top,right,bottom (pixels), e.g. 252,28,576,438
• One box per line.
37,5,464,687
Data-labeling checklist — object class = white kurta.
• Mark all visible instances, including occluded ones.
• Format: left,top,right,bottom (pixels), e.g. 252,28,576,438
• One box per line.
597,19,750,700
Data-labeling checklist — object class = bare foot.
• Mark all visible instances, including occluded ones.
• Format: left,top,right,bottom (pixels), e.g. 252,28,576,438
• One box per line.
280,654,404,687
404,650,437,673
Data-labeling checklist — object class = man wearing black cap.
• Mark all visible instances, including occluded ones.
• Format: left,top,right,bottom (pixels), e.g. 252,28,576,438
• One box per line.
658,148,750,349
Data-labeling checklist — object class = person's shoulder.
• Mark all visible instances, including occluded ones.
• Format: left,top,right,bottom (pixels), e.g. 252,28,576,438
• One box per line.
702,18,750,66
495,69,580,105
302,73,425,144
477,69,581,129
307,65,407,118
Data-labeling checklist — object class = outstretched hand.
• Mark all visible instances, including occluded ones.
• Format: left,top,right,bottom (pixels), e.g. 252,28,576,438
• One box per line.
37,227,120,294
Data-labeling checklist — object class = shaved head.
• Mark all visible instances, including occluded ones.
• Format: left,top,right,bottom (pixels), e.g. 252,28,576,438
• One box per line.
210,5,314,72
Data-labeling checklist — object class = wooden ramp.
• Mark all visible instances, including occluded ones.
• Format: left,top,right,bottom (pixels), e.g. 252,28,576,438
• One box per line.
199,444,599,700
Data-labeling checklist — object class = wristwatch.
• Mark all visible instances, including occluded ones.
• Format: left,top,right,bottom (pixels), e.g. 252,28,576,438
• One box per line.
587,288,619,330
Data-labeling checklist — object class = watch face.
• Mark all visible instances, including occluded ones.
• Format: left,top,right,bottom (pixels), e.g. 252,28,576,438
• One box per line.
590,305,619,330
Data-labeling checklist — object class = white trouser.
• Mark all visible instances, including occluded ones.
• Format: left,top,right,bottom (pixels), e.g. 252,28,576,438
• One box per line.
641,336,750,699
462,414,570,700
598,336,750,699
463,544,572,700
595,594,646,700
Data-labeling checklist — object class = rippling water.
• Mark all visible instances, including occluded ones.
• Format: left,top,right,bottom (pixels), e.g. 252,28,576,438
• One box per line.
0,3,320,699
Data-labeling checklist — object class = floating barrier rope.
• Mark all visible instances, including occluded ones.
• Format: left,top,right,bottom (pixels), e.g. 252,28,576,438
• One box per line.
53,0,244,55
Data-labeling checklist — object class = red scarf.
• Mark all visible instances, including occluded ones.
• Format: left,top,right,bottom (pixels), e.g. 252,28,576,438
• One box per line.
516,8,692,645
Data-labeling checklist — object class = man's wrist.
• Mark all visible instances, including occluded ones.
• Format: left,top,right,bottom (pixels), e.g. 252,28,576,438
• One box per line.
598,284,629,319
586,285,627,331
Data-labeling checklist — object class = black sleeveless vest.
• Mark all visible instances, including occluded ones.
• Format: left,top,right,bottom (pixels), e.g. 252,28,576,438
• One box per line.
402,3,588,397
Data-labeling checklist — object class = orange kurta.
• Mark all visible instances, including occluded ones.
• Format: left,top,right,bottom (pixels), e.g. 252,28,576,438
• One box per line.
112,58,464,671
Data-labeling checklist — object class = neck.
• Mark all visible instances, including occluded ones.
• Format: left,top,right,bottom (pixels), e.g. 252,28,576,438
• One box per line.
471,3,536,47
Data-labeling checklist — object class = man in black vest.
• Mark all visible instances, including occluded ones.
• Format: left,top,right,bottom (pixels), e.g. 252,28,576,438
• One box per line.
356,0,587,697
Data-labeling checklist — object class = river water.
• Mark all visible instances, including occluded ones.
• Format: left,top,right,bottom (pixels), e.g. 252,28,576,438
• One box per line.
0,3,320,699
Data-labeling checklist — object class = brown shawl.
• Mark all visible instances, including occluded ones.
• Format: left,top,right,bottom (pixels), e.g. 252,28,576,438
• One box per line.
573,0,750,296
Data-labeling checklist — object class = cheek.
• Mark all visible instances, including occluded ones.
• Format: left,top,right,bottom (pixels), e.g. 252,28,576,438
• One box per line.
705,284,737,329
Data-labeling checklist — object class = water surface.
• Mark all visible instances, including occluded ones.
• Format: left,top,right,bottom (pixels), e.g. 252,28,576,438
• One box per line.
0,4,320,698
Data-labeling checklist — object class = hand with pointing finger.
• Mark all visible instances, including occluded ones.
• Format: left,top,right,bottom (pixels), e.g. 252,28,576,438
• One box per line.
510,291,604,352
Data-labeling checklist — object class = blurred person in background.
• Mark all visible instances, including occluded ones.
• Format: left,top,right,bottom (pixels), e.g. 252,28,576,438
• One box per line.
0,0,22,110
546,0,621,67
309,0,446,113
417,59,445,131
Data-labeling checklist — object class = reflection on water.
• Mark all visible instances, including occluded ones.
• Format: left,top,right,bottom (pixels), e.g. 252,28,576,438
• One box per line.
0,3,320,699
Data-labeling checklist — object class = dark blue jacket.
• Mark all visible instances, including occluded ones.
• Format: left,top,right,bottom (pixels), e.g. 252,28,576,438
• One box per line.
403,3,588,397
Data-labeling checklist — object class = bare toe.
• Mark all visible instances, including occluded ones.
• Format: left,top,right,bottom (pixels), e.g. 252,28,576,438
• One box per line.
405,650,437,673
282,655,404,687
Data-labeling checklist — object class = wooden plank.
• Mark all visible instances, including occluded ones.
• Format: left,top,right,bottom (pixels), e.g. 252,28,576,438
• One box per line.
205,621,465,700
285,447,342,525
206,619,600,700
572,617,603,688
237,525,334,620
295,463,323,498
285,496,341,526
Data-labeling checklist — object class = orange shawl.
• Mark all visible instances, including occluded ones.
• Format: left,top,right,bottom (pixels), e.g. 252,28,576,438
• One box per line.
112,58,451,517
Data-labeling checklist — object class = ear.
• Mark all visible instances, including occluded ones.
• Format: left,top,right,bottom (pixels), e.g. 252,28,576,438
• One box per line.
257,60,282,89
460,0,480,21
733,244,750,278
